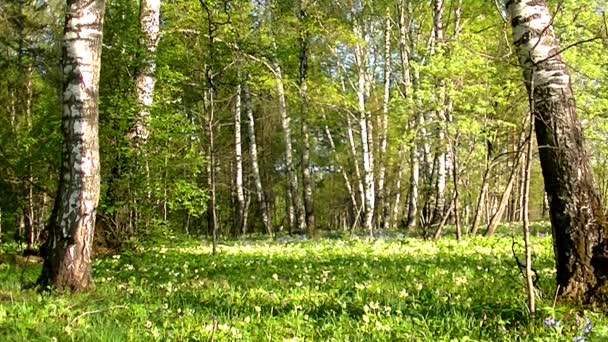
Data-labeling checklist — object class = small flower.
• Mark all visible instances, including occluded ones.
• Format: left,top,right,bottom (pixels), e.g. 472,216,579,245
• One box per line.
544,316,560,328
582,317,592,334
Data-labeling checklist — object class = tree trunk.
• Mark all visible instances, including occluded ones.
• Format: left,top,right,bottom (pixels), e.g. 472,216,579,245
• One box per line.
391,145,408,229
346,114,366,228
377,7,391,230
451,136,461,240
274,60,306,233
470,141,493,235
233,84,245,236
508,0,608,302
298,1,315,236
522,114,536,314
244,85,272,236
38,0,106,291
131,0,160,145
354,21,375,237
484,161,519,237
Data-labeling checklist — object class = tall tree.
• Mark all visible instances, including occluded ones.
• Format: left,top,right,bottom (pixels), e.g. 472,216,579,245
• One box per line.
130,0,161,145
377,7,391,230
298,0,315,236
244,84,272,236
507,0,608,302
233,83,245,235
38,0,106,291
353,12,375,236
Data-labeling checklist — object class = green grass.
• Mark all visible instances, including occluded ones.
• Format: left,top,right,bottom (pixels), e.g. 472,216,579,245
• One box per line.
0,232,606,341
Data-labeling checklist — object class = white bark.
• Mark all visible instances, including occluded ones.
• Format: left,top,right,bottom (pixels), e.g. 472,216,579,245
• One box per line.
131,0,160,145
274,60,306,232
298,1,315,234
377,7,391,229
244,85,272,236
354,20,375,236
39,0,105,291
234,84,245,235
347,114,366,225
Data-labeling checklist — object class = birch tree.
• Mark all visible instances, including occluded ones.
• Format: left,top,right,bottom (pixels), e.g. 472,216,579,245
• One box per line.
233,83,245,235
244,84,272,236
376,7,391,229
38,0,106,291
130,0,161,145
298,0,315,236
507,0,608,302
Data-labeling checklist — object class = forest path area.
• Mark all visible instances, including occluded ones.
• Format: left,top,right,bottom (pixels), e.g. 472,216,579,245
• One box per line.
1,230,606,341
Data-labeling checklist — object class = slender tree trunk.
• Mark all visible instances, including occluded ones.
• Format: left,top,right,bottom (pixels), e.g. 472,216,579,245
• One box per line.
298,1,315,236
205,74,218,254
451,136,461,240
38,0,105,291
323,114,358,225
233,84,245,236
244,85,272,236
508,0,608,302
398,0,418,231
274,60,306,233
523,114,536,314
470,141,492,235
346,114,365,228
354,22,375,237
377,7,391,230
484,161,519,237
391,145,408,228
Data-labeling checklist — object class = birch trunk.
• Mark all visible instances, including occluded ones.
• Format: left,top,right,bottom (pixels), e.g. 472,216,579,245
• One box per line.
508,0,608,302
274,60,306,233
398,0,419,230
244,85,272,236
347,115,366,226
391,145,408,228
233,84,245,235
38,0,105,291
430,0,448,226
131,0,160,145
377,8,391,230
298,1,315,236
354,22,375,236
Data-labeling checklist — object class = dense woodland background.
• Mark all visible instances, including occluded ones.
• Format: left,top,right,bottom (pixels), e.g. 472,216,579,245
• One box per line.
1,0,607,245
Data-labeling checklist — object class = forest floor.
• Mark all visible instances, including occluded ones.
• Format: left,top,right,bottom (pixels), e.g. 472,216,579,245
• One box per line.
0,225,607,341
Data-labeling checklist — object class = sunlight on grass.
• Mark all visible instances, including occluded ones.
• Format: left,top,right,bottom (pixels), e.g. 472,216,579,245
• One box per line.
0,235,606,341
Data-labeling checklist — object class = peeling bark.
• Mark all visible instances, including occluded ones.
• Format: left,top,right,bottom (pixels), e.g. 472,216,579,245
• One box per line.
38,0,106,291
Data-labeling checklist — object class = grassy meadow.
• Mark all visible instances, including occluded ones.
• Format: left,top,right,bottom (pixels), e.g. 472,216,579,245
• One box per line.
0,226,607,341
